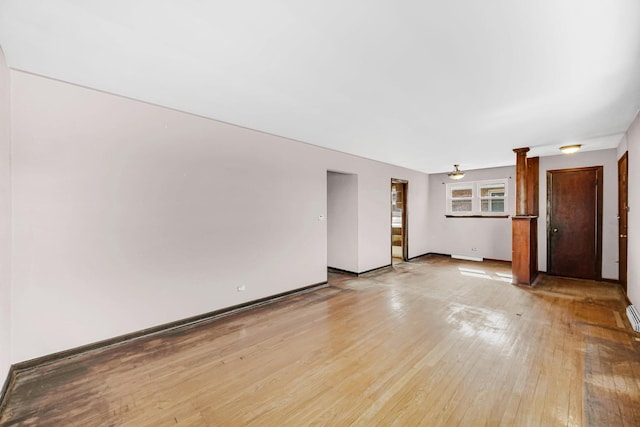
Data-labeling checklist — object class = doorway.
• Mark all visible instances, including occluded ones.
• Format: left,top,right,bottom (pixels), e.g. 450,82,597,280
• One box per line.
619,152,628,292
391,179,408,263
327,171,358,273
547,167,603,280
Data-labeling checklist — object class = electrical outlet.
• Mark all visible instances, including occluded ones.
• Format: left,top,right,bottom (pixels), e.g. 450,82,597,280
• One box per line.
471,247,477,252
237,285,246,292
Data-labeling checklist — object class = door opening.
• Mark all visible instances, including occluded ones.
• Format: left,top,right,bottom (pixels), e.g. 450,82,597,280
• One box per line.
391,179,408,264
327,171,358,274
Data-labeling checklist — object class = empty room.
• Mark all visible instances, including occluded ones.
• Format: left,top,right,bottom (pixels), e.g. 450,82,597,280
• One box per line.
1,1,640,425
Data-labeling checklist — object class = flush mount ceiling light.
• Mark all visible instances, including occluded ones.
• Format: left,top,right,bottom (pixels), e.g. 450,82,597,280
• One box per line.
447,164,465,180
560,144,582,154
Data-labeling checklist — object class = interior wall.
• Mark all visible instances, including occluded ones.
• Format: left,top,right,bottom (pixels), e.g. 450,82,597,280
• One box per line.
623,113,640,305
0,48,12,381
405,173,430,260
327,172,358,272
9,70,431,363
618,133,629,159
356,168,430,271
538,149,618,279
427,165,515,261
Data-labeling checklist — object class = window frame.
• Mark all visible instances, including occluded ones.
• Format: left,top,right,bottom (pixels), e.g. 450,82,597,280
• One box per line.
445,179,510,217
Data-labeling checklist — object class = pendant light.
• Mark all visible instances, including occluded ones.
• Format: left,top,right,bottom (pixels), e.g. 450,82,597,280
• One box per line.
448,164,465,180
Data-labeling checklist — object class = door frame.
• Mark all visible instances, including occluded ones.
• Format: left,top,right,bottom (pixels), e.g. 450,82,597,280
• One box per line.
391,179,409,262
546,166,603,280
618,152,629,292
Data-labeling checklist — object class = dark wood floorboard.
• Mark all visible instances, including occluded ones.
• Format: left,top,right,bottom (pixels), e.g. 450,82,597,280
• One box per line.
1,254,638,426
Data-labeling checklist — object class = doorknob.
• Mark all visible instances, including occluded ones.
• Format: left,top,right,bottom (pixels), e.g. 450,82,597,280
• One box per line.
552,228,558,233
620,234,628,238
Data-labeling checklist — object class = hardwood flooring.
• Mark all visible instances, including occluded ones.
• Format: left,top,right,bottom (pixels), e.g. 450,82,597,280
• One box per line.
1,255,639,426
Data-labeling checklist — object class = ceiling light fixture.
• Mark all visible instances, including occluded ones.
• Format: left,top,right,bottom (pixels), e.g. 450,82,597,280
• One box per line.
560,144,581,154
448,164,465,180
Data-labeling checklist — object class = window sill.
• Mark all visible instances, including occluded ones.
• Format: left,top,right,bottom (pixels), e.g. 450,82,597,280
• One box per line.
445,214,510,218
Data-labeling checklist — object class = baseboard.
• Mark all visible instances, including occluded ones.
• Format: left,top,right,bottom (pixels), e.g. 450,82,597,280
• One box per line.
358,264,392,275
0,365,16,416
483,257,511,264
328,267,359,276
407,252,433,261
9,281,328,375
451,254,483,262
415,253,510,264
329,264,395,276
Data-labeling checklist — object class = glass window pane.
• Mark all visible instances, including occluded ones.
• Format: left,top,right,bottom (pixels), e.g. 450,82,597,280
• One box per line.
452,200,472,212
480,183,505,198
451,186,473,198
481,199,505,212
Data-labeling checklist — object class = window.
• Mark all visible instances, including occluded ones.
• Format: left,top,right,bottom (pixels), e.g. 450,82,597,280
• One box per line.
446,179,509,216
450,184,473,213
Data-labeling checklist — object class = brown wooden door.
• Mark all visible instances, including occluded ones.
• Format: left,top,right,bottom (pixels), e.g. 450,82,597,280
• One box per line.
619,152,628,292
547,167,603,280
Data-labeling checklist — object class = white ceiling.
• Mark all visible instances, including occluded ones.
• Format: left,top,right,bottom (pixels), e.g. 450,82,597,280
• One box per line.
1,0,639,173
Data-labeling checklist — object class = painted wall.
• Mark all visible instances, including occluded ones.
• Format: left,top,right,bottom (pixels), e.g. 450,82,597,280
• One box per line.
0,48,11,382
427,166,516,261
327,172,358,272
623,113,640,305
618,133,629,159
404,173,430,261
9,71,431,362
537,149,619,279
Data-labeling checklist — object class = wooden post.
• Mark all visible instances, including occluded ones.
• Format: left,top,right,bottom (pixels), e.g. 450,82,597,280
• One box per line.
513,147,530,215
526,156,539,216
512,147,538,285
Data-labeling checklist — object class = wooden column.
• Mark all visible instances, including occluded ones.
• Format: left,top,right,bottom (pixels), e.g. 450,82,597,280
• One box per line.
512,147,538,285
526,156,539,216
513,147,530,215
512,216,538,285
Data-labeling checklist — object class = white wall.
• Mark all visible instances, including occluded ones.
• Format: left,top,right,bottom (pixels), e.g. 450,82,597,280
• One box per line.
427,166,515,261
327,172,358,272
358,167,430,271
623,113,640,305
9,71,431,362
0,48,11,382
538,149,619,279
618,133,629,159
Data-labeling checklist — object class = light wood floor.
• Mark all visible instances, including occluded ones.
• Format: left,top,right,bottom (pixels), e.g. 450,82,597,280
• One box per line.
1,255,639,426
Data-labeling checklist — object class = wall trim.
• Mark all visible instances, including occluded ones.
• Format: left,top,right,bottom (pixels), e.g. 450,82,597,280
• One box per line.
483,257,512,264
452,254,483,262
332,253,494,272
358,264,393,275
0,280,327,413
410,252,512,265
0,365,16,416
408,252,434,261
331,254,449,276
329,264,397,276
328,267,359,276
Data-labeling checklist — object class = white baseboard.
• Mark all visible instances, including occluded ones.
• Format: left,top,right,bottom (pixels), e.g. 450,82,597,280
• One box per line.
451,254,483,262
